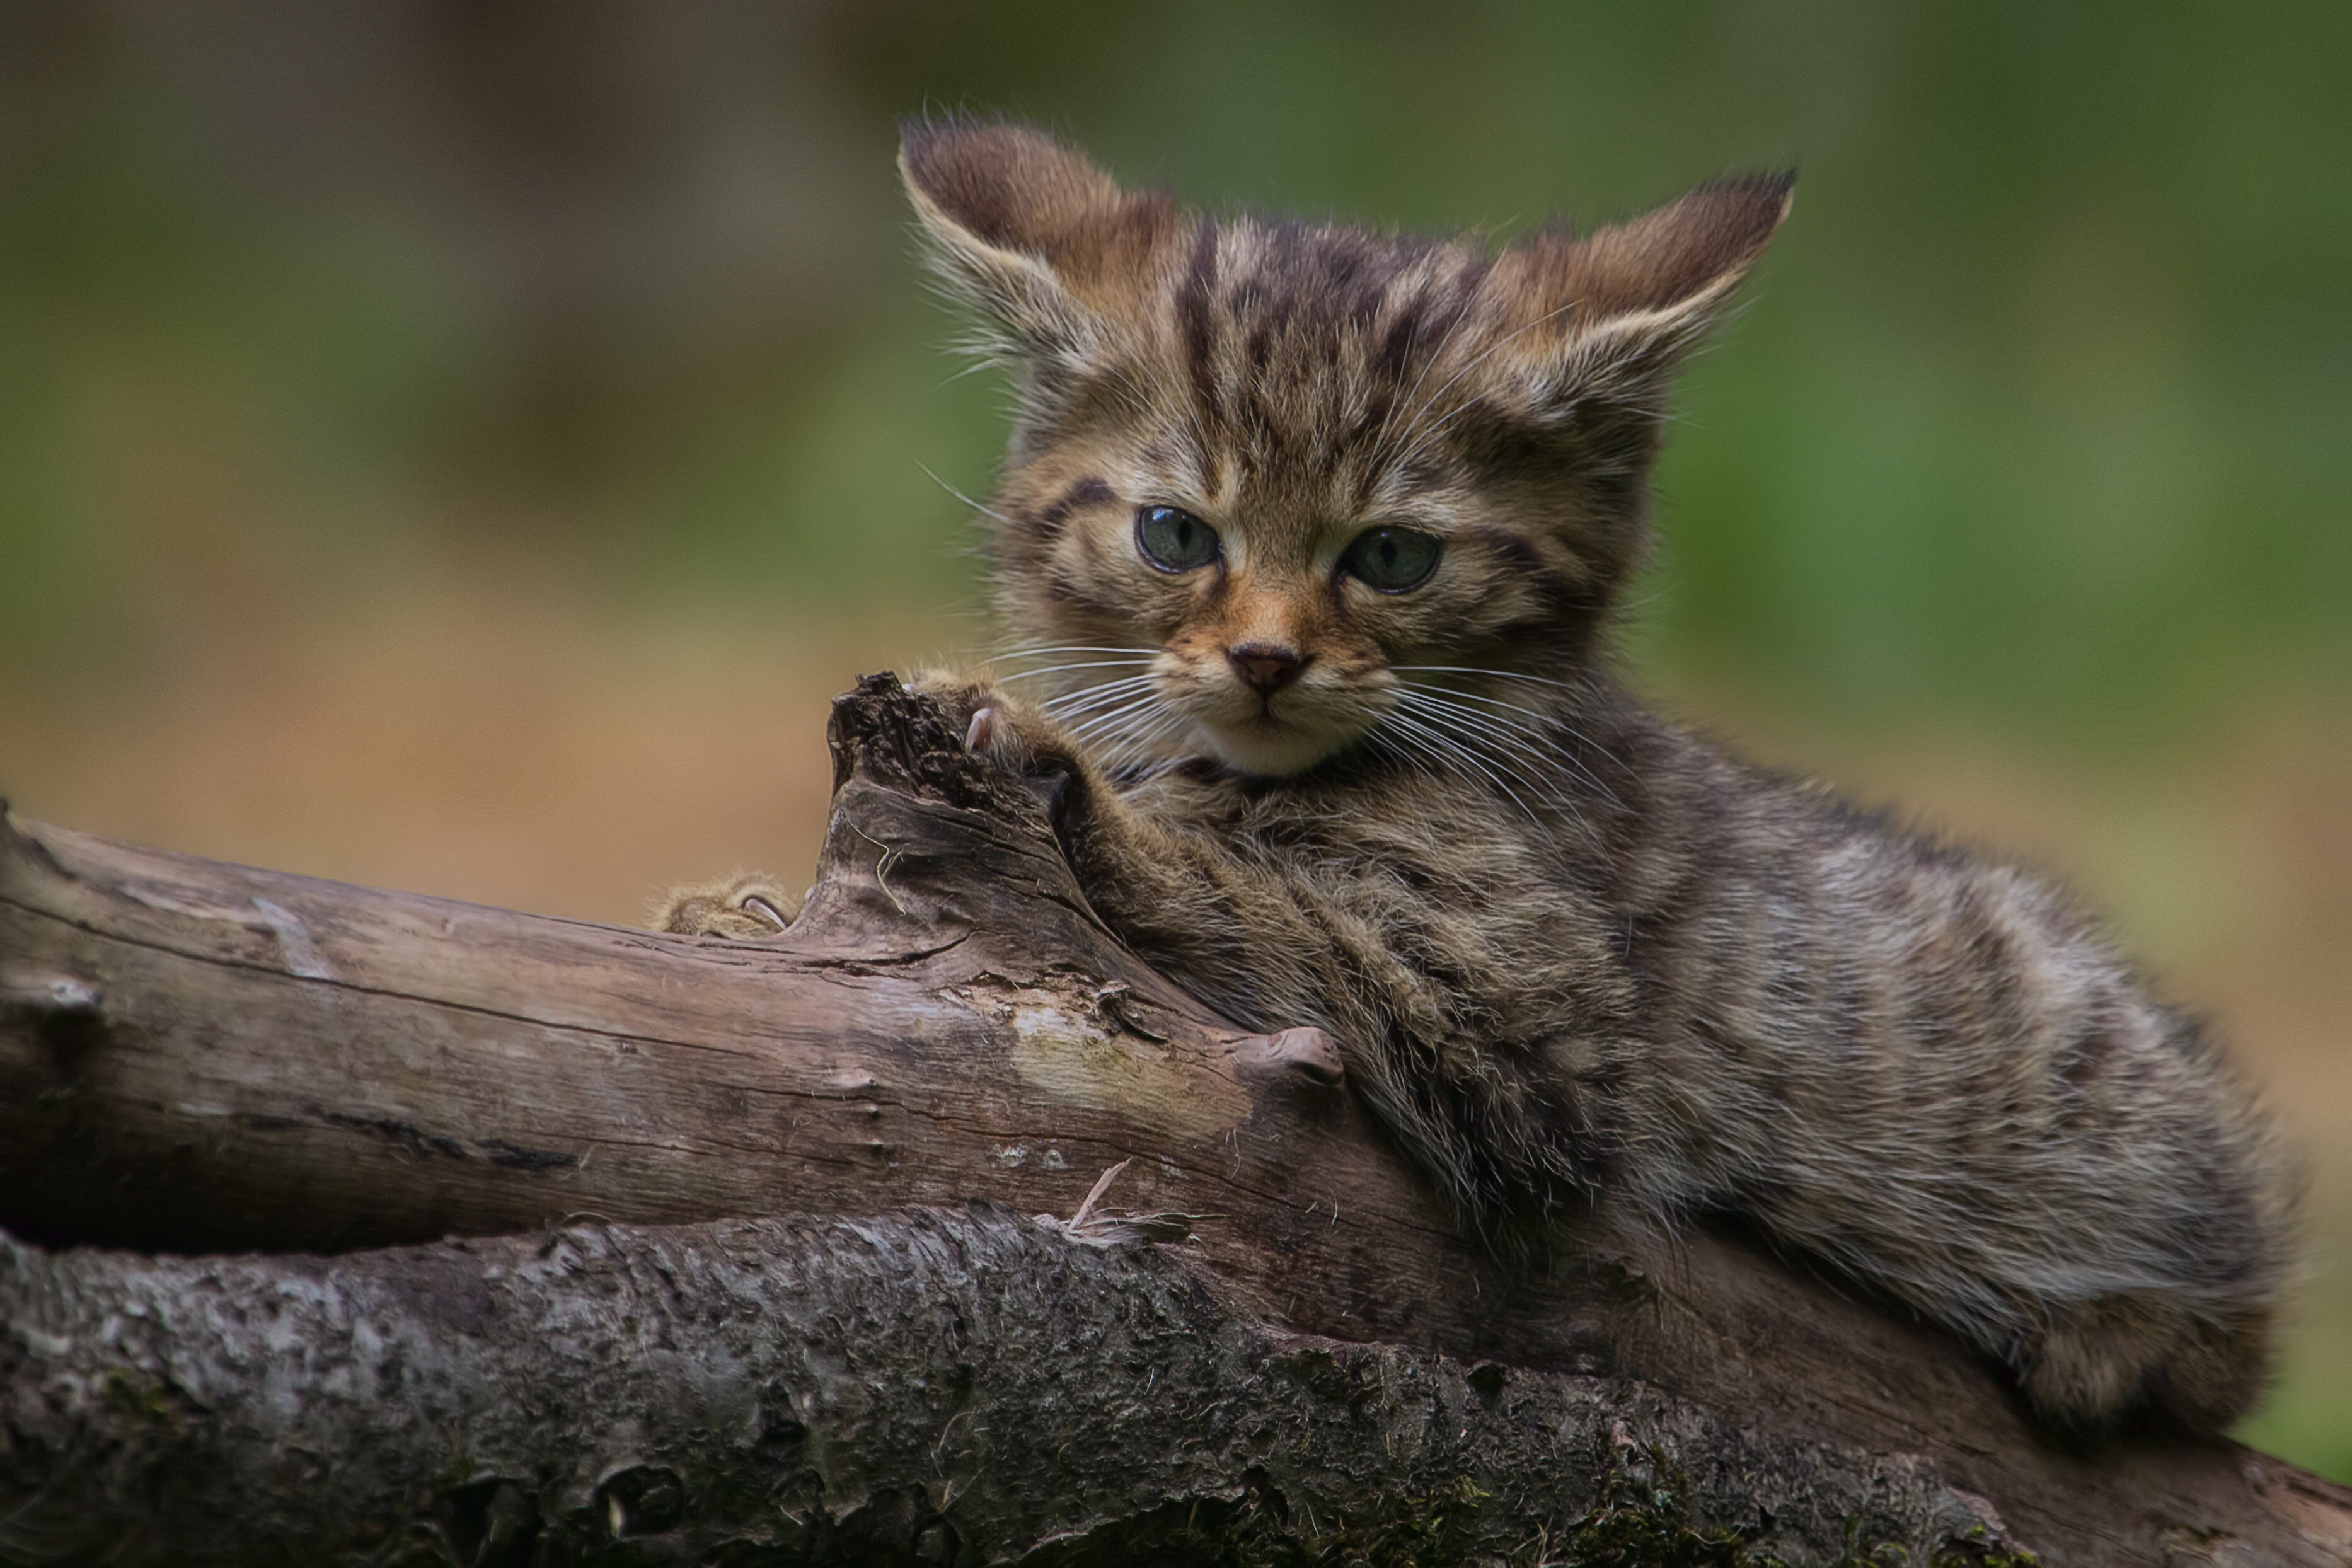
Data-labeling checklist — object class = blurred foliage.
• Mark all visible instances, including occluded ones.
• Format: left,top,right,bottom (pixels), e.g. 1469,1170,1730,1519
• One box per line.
2244,1274,2352,1490
2,0,2345,745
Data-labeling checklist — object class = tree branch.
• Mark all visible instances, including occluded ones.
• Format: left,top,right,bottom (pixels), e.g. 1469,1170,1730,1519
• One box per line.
3,677,2348,1564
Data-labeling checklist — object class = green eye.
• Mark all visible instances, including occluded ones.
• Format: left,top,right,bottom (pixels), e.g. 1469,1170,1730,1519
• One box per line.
1136,505,1220,573
1340,526,1442,592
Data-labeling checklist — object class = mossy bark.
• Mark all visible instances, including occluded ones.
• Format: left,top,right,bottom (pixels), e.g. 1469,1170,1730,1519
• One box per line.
3,1208,2015,1567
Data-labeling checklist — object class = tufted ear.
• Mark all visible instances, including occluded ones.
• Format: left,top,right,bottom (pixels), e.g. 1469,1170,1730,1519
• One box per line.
1484,172,1794,419
899,118,1179,362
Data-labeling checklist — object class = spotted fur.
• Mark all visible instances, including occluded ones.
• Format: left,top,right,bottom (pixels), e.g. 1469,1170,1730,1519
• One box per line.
693,118,2301,1433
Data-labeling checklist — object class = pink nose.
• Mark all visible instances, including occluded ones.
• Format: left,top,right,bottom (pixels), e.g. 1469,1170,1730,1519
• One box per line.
1228,642,1306,694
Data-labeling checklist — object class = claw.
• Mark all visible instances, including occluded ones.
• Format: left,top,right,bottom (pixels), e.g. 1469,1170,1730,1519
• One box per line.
964,706,996,754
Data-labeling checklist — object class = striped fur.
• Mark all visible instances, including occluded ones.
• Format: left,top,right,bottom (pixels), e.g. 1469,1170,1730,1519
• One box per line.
686,118,2300,1433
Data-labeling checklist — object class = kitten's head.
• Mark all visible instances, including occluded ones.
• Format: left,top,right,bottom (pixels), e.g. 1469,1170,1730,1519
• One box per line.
903,118,1789,778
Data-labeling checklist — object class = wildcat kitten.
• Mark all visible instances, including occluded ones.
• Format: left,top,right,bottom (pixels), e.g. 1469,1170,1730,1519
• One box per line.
664,120,2298,1433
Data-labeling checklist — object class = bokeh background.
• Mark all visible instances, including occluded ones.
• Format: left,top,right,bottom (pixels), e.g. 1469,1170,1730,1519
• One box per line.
2,0,2346,1475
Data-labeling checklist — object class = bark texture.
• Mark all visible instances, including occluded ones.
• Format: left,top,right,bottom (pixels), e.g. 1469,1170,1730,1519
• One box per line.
1,1209,2029,1567
2,676,2349,1565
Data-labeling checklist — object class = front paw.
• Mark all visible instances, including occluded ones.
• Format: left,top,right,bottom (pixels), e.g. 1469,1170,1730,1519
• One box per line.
906,671,1101,853
652,872,800,939
908,671,1080,780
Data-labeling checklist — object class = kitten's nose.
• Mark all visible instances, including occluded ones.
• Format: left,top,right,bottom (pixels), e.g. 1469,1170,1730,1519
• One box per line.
1228,642,1307,695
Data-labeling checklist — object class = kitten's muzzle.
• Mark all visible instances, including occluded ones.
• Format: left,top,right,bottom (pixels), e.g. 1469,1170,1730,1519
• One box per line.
1228,642,1308,695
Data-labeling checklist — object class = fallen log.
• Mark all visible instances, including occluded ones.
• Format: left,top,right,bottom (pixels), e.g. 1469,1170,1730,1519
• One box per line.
2,676,2348,1564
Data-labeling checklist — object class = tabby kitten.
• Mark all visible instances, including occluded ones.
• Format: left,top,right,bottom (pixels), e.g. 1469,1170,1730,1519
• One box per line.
667,120,2298,1433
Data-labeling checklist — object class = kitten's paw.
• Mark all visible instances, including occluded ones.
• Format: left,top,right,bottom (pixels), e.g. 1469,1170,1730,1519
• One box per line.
908,669,1080,779
960,700,1071,770
652,872,799,939
2021,1294,2268,1433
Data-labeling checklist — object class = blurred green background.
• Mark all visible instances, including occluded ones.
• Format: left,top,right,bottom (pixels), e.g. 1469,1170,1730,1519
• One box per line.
1,0,2346,1478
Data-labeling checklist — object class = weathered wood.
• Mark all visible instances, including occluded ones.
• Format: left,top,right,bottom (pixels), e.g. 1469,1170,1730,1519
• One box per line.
0,680,1482,1349
3,676,2349,1564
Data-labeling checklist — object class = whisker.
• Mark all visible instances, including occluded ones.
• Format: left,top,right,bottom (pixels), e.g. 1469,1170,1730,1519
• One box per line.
1378,709,1546,825
934,353,1007,388
1078,700,1184,775
1397,691,1576,777
1064,693,1168,746
1395,684,1623,804
1095,707,1190,776
1362,727,1470,811
1397,680,1573,729
988,643,1161,660
1393,708,1567,819
1042,676,1163,718
1036,671,1160,695
1388,666,1624,761
918,463,1024,529
1000,660,1156,684
1390,663,1582,693
1360,727,1441,787
1383,712,1545,822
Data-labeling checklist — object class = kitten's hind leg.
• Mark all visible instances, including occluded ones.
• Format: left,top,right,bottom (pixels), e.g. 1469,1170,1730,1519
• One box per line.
652,872,800,939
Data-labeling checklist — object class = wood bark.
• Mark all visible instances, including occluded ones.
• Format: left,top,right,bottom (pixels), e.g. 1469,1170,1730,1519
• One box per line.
3,676,2348,1565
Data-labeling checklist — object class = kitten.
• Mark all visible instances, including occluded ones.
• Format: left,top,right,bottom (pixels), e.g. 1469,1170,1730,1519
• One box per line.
665,120,2298,1433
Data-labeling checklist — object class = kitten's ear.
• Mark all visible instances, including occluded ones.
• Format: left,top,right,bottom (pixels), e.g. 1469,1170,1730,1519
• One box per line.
1489,172,1794,417
899,118,1177,360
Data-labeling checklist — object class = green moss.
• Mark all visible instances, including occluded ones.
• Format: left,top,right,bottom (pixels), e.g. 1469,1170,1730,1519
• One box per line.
1539,1499,2038,1568
1022,1475,1502,1567
1923,1520,2041,1568
98,1369,179,1431
1030,1473,2038,1568
1285,1475,1490,1566
1199,1473,1502,1567
1025,1429,2038,1568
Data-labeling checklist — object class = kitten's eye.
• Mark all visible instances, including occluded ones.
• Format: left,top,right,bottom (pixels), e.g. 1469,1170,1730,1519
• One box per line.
1340,526,1442,592
1135,505,1221,573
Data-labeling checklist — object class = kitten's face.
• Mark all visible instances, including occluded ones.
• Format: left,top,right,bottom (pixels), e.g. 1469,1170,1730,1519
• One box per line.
987,248,1618,775
902,122,1789,776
